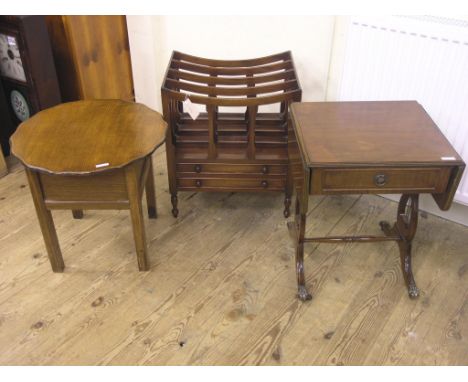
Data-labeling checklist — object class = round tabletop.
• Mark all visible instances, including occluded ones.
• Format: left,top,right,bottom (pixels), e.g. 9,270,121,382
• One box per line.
10,100,167,175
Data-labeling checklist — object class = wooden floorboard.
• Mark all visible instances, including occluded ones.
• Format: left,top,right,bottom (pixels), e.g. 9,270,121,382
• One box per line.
0,148,467,365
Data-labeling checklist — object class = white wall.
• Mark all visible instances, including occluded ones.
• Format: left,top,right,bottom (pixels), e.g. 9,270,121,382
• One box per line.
126,15,336,112
126,16,161,111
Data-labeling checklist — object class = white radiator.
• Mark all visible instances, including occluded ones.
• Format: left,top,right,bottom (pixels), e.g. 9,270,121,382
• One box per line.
339,16,468,206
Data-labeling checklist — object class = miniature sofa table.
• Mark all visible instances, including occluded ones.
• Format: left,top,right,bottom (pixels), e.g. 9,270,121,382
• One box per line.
10,100,167,272
288,101,465,301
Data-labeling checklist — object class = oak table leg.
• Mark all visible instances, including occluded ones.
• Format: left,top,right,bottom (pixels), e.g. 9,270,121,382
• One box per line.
125,163,149,271
145,156,157,219
25,168,65,273
380,194,420,299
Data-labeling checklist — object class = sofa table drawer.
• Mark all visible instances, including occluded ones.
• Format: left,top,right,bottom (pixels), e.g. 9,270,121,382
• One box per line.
311,167,452,194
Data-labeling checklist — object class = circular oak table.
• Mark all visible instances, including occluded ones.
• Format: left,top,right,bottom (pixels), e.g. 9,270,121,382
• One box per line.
10,100,167,272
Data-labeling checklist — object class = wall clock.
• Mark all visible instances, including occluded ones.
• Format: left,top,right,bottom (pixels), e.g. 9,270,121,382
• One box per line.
0,15,61,155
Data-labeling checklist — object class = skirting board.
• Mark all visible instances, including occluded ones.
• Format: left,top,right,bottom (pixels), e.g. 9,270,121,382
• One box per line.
381,194,468,228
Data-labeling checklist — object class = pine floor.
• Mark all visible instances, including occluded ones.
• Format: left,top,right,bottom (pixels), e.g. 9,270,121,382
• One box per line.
0,148,467,366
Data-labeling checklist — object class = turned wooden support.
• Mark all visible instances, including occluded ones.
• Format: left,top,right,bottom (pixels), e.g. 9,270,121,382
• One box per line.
380,194,420,299
247,106,257,160
293,196,312,301
162,96,178,218
207,105,217,160
291,193,421,301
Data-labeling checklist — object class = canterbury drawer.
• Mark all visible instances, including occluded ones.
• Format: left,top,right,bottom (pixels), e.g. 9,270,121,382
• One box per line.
311,167,452,194
176,163,287,176
178,177,285,191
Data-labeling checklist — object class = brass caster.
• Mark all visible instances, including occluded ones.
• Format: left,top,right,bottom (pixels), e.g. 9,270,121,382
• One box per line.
408,284,420,299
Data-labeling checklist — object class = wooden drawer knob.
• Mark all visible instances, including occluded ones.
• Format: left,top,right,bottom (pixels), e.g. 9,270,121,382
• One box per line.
195,179,202,187
194,164,202,173
261,165,269,174
374,174,387,187
261,180,268,188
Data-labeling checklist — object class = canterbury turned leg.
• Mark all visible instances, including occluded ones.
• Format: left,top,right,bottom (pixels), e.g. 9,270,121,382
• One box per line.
125,162,149,271
294,195,312,301
145,156,157,219
380,194,420,298
25,168,65,272
162,97,179,218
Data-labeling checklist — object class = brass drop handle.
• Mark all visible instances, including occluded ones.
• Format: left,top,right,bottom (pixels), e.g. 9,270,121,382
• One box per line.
261,180,268,188
194,164,202,173
374,174,387,187
261,165,269,174
195,180,202,187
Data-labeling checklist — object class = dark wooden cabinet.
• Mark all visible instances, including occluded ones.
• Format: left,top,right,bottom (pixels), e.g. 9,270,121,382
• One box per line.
45,16,134,102
161,51,302,217
0,15,61,155
0,80,14,158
